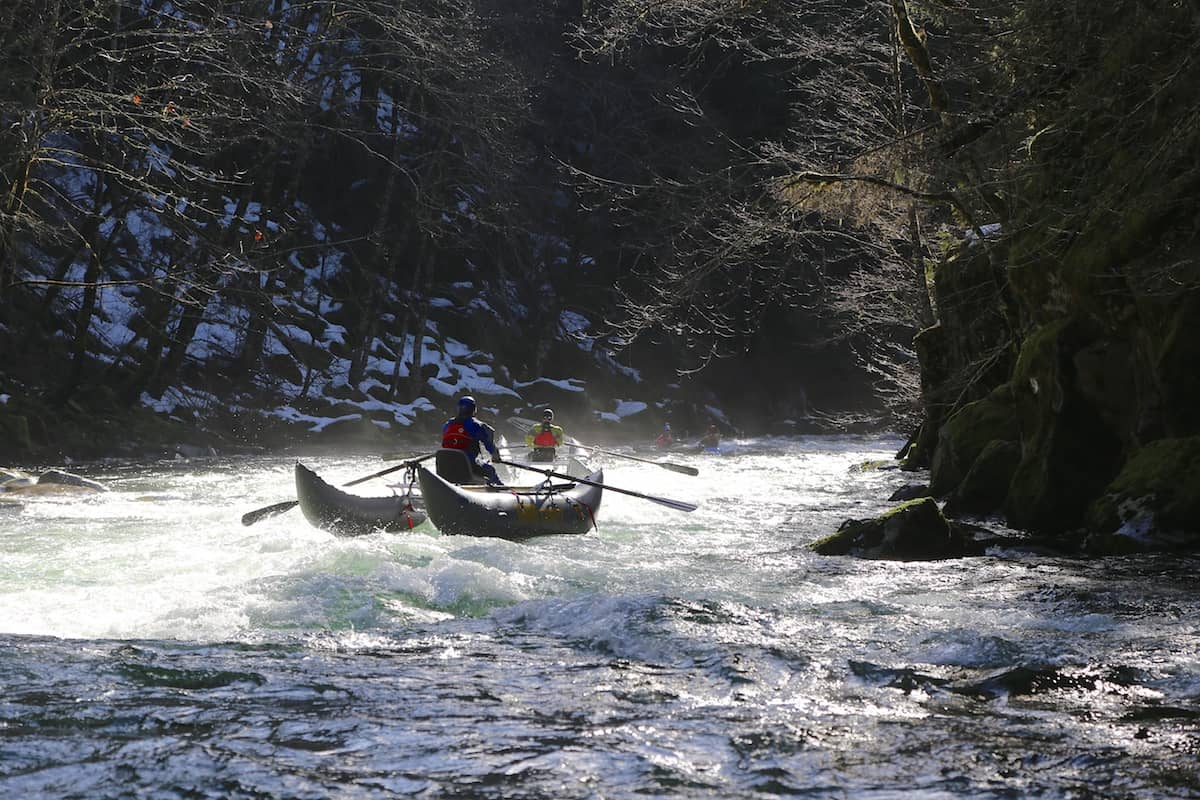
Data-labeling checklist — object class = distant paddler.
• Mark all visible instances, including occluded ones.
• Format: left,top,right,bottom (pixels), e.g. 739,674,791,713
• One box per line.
524,408,565,463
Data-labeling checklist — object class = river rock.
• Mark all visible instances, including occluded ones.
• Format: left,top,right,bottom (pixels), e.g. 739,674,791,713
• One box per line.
37,469,108,492
812,497,979,561
1,468,108,494
1,469,36,489
1083,436,1200,554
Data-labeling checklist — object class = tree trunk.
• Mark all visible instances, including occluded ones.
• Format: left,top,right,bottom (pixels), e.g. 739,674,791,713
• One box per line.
57,245,105,404
909,202,934,328
116,280,180,403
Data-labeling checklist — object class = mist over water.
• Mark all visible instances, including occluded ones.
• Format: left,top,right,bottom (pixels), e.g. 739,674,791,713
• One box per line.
2,436,1198,798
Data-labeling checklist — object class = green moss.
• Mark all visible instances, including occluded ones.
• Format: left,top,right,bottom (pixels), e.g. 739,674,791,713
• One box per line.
1004,317,1124,533
929,383,1017,496
811,499,928,555
1011,318,1069,391
1088,437,1200,534
811,498,965,561
850,459,893,473
945,439,1021,517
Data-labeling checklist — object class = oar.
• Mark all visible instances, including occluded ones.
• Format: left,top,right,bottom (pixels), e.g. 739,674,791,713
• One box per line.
240,454,434,526
578,445,699,476
496,459,698,513
506,416,699,476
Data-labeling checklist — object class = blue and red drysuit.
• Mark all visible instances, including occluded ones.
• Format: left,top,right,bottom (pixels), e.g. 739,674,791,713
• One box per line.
442,414,503,485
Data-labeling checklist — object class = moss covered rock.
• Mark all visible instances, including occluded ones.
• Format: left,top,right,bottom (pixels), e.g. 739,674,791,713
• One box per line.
943,439,1021,517
1072,337,1142,445
905,324,952,470
812,497,976,561
1004,318,1123,533
930,383,1018,496
1085,436,1200,553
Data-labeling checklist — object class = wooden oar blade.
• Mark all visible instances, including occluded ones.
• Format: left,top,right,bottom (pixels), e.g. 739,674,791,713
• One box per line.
587,446,699,477
649,496,698,513
241,500,299,526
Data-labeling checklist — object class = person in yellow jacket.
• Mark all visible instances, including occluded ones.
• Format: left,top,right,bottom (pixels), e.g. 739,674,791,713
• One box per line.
525,408,565,462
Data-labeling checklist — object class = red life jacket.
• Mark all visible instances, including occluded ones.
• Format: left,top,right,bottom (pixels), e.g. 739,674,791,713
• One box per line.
533,426,558,447
442,420,473,450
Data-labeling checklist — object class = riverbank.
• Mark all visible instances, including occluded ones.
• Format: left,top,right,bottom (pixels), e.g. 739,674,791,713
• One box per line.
0,379,873,467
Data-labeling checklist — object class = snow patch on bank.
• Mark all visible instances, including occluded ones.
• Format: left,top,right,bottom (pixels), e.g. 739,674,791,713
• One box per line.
595,399,648,423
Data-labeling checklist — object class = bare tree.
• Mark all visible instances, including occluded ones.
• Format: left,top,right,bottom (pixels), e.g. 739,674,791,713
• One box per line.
0,0,310,401
562,1,1024,421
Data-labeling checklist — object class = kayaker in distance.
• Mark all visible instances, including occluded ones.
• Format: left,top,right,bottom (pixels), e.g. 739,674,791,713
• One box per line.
655,422,674,449
699,424,721,449
441,395,504,485
525,408,565,462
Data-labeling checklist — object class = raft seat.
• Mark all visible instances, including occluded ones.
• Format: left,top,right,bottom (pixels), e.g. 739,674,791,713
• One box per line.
435,449,485,485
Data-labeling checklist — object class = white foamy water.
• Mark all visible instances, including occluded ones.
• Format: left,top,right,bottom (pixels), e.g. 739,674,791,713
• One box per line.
1,436,1197,798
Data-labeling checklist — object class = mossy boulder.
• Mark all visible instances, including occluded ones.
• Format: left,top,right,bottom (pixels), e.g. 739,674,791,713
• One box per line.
889,483,930,502
906,324,952,470
0,468,35,488
943,439,1021,517
1084,436,1200,554
1004,318,1123,533
812,497,976,561
906,241,1018,473
929,383,1017,496
1072,337,1142,445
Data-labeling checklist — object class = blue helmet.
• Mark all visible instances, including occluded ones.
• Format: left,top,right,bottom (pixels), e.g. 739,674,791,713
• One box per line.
458,395,477,412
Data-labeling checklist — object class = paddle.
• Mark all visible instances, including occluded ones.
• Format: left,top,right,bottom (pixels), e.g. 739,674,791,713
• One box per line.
579,445,699,476
506,417,699,476
496,459,698,513
240,454,434,526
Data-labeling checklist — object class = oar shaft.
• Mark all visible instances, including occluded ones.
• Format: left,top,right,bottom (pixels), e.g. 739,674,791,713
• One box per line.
590,447,699,476
496,460,697,512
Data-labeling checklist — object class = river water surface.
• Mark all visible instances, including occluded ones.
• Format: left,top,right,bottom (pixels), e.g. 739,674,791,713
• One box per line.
1,435,1197,798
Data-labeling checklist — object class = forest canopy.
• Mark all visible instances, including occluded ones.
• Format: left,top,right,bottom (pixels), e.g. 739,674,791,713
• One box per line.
2,1,1196,457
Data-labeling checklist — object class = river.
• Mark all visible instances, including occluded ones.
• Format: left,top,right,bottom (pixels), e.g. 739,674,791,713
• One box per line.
1,435,1197,798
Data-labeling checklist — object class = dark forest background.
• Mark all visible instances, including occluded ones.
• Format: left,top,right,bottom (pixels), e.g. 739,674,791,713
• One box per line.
2,0,1198,545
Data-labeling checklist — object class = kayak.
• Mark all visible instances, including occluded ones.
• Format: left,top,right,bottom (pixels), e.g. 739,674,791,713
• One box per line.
416,463,603,539
294,462,427,536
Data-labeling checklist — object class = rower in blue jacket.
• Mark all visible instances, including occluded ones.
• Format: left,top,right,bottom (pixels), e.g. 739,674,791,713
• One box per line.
441,395,504,485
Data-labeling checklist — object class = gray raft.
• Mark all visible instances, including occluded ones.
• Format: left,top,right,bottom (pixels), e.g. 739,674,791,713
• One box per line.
416,464,603,539
294,462,427,536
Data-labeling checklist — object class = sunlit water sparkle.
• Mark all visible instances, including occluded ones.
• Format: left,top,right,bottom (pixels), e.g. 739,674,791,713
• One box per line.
1,435,1197,798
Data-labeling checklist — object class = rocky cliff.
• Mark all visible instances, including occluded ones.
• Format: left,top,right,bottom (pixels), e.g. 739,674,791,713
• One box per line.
903,5,1200,554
